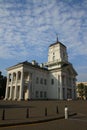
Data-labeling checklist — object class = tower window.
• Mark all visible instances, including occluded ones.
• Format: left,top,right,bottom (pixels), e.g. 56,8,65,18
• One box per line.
53,56,55,61
53,52,55,61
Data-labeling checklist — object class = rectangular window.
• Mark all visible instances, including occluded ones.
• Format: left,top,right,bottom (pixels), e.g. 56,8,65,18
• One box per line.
67,89,72,99
51,79,54,85
58,75,60,86
36,77,39,84
58,88,60,99
40,78,43,84
44,79,47,85
62,76,65,86
36,91,39,98
67,77,69,86
63,88,65,99
40,91,43,98
73,78,75,86
44,91,47,98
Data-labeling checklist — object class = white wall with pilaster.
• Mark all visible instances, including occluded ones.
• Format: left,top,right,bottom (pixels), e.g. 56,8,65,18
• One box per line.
23,66,48,99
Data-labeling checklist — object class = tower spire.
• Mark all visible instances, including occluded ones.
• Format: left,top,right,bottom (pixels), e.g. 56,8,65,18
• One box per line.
56,34,58,42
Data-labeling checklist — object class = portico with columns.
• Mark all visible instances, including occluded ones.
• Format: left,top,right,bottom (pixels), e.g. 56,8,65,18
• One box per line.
5,67,33,100
5,69,23,100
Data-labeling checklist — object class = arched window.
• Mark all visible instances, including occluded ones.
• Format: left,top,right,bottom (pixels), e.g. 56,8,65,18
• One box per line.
18,71,21,80
9,74,12,82
13,73,16,81
51,79,54,85
36,77,39,84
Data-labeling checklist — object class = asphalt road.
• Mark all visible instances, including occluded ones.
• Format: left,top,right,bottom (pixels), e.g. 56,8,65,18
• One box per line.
0,117,87,130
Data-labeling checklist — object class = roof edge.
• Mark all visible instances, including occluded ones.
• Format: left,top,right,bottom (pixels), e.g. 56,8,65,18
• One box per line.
49,41,66,48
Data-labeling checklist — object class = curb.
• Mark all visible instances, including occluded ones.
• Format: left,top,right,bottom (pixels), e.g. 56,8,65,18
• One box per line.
0,113,77,127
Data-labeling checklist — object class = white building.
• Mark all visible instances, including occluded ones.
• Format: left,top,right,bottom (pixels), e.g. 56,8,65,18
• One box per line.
5,39,77,100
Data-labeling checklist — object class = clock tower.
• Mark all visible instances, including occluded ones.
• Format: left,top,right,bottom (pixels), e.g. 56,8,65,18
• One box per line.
46,38,68,70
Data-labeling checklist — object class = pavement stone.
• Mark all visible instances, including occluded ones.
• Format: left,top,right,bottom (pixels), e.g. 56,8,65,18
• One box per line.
0,100,87,128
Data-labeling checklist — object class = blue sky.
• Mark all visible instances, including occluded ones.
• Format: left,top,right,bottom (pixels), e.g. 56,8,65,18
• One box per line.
0,0,87,82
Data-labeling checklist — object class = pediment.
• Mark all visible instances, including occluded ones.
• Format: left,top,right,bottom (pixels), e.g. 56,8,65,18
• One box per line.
62,62,77,76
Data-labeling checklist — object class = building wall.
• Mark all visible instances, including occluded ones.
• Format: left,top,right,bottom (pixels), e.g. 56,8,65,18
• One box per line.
5,65,49,100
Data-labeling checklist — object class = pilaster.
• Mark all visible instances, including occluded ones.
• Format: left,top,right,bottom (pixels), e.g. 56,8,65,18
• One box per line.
14,72,18,100
19,70,24,100
60,74,63,100
65,76,67,99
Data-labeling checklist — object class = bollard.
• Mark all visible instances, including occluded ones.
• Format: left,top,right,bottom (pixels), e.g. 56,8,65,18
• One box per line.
2,109,5,120
64,105,68,119
56,106,59,114
45,107,47,116
26,108,29,118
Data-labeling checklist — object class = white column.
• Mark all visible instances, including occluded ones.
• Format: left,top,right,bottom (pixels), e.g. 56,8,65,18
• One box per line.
4,87,8,100
27,73,31,100
19,70,24,100
9,73,13,100
14,72,18,100
60,74,63,100
27,83,30,100
71,77,74,99
65,76,67,99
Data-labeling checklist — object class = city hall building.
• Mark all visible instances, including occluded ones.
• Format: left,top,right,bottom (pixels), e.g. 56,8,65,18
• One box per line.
5,39,77,100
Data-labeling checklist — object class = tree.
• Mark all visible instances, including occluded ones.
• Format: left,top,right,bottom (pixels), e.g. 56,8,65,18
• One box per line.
84,85,87,99
0,71,7,99
77,83,87,100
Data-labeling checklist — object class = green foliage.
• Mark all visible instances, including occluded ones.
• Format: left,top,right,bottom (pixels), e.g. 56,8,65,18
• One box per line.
0,71,7,99
77,83,87,100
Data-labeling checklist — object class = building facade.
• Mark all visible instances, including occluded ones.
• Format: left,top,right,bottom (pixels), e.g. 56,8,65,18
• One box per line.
5,40,77,100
